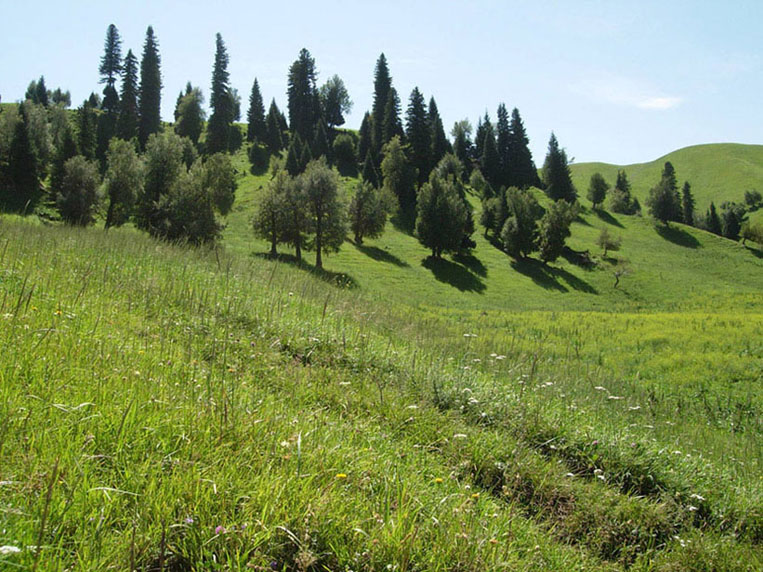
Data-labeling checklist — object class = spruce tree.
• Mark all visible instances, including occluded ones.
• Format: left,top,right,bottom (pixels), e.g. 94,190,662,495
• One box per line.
371,53,392,157
77,101,97,160
474,112,491,160
264,99,284,153
285,133,304,176
506,108,537,188
35,76,49,108
610,170,637,214
451,120,473,178
287,48,320,142
587,172,608,209
542,132,576,202
312,122,331,163
247,78,266,142
480,123,500,189
381,87,404,145
6,103,39,210
117,49,139,141
50,120,78,205
99,24,123,88
428,97,449,171
681,181,695,226
415,171,467,258
138,26,162,150
206,33,232,154
362,151,379,189
381,136,417,212
706,202,722,235
405,87,430,186
357,112,373,168
495,103,510,187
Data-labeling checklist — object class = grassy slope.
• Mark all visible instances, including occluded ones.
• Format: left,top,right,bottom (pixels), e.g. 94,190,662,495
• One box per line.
570,143,763,218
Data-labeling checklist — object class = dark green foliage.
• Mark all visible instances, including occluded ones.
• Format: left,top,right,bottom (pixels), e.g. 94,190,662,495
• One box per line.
156,162,221,244
181,137,199,170
247,78,266,143
405,88,430,186
720,202,747,240
103,138,143,228
312,122,331,163
299,159,348,269
740,221,763,245
36,76,49,107
332,134,357,177
381,136,417,213
415,170,468,258
252,170,290,256
451,120,473,179
371,53,392,157
299,140,313,172
95,102,117,169
50,120,78,205
285,133,304,176
428,97,449,171
474,112,492,160
597,227,622,256
362,151,379,189
264,99,285,153
117,49,139,141
248,142,270,175
202,153,236,215
705,202,722,235
609,170,639,214
496,103,510,187
681,181,695,226
381,87,404,146
88,92,102,108
174,86,205,145
480,196,504,237
537,200,575,263
500,187,542,259
469,169,494,199
506,108,538,188
280,170,309,261
25,79,38,103
480,123,500,190
99,24,122,87
57,156,100,225
77,101,97,160
743,189,762,211
357,112,373,169
138,27,162,150
587,172,608,209
51,89,71,107
287,48,321,142
206,33,232,154
5,104,40,209
647,163,682,225
23,101,53,175
320,75,352,130
349,181,396,244
137,131,185,233
542,133,576,202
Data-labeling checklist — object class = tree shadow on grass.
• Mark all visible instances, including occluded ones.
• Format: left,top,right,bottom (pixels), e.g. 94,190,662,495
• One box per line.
452,252,487,277
743,244,763,258
390,210,415,235
562,246,596,270
421,256,486,293
354,243,409,267
655,224,701,248
510,257,598,294
252,251,358,289
594,209,625,228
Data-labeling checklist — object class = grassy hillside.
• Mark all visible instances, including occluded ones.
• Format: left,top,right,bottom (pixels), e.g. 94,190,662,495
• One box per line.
570,143,763,216
1,217,760,570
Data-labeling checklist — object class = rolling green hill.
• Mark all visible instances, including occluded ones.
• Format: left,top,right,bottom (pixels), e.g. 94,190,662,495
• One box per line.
570,143,763,216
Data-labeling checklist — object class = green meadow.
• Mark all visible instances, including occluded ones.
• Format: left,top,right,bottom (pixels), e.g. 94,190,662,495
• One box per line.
1,142,762,570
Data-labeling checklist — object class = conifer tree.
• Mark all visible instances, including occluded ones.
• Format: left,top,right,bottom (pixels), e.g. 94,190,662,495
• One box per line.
6,103,39,209
506,108,537,188
706,202,722,235
285,133,304,176
247,78,266,142
116,49,139,141
647,162,681,224
362,152,379,189
264,99,284,153
538,200,574,263
495,103,510,187
474,112,491,160
312,122,331,163
500,187,542,259
138,26,162,149
542,132,576,202
77,101,97,160
174,85,205,145
332,134,357,177
299,141,313,172
357,112,373,168
681,181,695,226
405,87,430,186
371,53,392,157
480,123,500,189
99,24,123,88
451,120,473,178
609,169,637,214
415,170,467,258
35,76,49,108
287,48,320,142
587,172,608,209
206,33,232,154
428,97,449,171
381,87,404,145
50,120,78,204
381,136,417,213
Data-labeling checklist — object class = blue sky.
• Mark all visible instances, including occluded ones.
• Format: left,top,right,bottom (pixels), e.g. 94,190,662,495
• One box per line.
1,0,760,164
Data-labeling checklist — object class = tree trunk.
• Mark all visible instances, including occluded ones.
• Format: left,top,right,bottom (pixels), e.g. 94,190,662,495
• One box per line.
104,200,115,230
315,213,323,269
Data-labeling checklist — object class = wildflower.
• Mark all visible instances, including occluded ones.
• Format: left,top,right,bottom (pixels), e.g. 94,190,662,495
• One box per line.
688,505,698,512
215,525,226,535
453,433,468,439
489,538,498,544
54,309,63,316
591,440,599,446
690,493,706,501
335,473,347,480
471,493,480,499
184,517,194,525
495,355,506,360
0,546,21,555
433,477,444,484
594,386,607,391
463,333,477,338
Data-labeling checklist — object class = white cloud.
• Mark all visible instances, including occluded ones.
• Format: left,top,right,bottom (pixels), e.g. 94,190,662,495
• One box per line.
571,75,683,110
